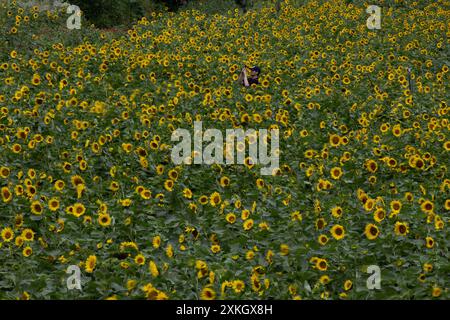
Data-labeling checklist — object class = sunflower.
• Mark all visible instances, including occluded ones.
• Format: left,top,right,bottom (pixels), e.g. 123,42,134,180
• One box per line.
410,156,425,170
304,149,315,159
83,216,92,224
225,213,236,224
120,199,132,207
0,166,10,178
14,214,24,228
394,221,409,236
420,200,434,214
140,189,152,200
91,142,100,153
72,203,86,218
365,159,378,173
291,211,302,221
255,178,264,189
26,185,36,198
344,280,353,291
1,227,14,242
330,167,343,180
134,254,146,265
315,218,327,230
364,223,380,240
199,195,209,205
433,216,443,230
98,213,111,227
319,275,331,285
126,280,137,291
109,181,120,192
134,185,144,195
168,169,178,181
211,244,221,253
31,73,41,86
54,180,65,191
243,219,254,231
1,186,12,202
232,280,245,293
404,192,414,202
15,236,24,247
122,143,133,153
200,287,216,300
315,258,328,271
318,234,329,246
182,188,192,199
331,206,343,218
342,76,351,85
165,244,174,258
79,160,88,171
300,130,309,138
14,185,24,197
392,124,402,137
425,236,435,249
152,235,161,249
445,199,450,211
390,200,402,214
374,208,386,222
418,273,426,283
149,140,159,150
85,255,97,273
330,224,345,240
329,134,340,147
164,179,174,192
432,287,442,298
243,156,255,169
364,198,375,212
209,192,221,206
22,246,32,257
241,209,250,220
21,228,35,242
48,198,60,212
149,261,159,277
30,200,43,215
423,263,433,273
280,244,289,256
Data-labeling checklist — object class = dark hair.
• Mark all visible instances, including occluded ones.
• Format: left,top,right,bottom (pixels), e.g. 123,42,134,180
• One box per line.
250,66,261,75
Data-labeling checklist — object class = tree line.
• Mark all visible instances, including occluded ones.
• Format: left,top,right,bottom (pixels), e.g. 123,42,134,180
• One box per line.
68,0,283,28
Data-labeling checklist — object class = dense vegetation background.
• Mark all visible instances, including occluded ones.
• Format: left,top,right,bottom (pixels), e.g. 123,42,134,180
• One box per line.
6,0,436,28
0,0,448,300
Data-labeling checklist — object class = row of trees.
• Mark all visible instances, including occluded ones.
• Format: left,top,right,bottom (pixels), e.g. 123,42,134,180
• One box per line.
68,0,283,28
69,0,190,27
236,0,281,13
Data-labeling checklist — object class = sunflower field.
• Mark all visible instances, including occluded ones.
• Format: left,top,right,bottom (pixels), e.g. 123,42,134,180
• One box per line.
0,0,449,300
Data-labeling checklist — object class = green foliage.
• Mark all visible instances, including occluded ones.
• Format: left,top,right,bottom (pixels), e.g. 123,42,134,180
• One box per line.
0,1,106,60
68,0,182,28
0,0,449,300
69,0,144,28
